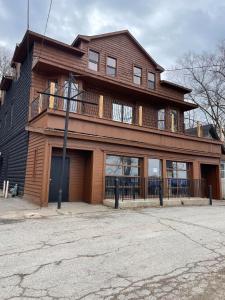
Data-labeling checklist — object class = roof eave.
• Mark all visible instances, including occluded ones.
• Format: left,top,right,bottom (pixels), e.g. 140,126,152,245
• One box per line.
160,80,192,94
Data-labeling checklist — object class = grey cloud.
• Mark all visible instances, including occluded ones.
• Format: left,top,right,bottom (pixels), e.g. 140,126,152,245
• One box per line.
0,0,225,68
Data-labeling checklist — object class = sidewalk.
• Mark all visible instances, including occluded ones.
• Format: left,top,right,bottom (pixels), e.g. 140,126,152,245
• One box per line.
0,196,109,220
1,195,225,221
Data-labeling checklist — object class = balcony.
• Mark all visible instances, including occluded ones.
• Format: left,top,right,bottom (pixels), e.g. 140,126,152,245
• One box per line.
30,83,194,135
29,83,222,159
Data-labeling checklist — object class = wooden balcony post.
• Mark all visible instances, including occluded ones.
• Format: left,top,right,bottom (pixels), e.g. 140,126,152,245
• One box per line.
98,95,104,118
49,82,55,109
197,121,201,137
38,94,43,113
171,112,175,132
220,126,224,142
138,106,143,126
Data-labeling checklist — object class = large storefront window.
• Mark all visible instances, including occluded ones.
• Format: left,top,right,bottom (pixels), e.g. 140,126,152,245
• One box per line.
166,161,190,196
148,159,162,178
148,158,162,197
105,155,141,199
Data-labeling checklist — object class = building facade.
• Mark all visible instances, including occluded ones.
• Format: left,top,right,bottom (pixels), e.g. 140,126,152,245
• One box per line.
0,30,222,205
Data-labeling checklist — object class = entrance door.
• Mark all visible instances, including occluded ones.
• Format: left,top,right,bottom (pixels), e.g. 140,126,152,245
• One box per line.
201,164,220,199
49,156,70,203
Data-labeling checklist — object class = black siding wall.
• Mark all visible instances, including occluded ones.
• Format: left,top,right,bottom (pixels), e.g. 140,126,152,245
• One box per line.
0,53,32,194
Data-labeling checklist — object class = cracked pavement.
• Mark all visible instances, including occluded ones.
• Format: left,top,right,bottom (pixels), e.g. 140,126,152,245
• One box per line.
1,202,225,299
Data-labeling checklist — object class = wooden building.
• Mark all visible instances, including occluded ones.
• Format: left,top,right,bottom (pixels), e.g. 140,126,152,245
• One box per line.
0,30,222,205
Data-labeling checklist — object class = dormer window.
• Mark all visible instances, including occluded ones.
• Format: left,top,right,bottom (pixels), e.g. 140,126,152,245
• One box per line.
88,50,99,71
133,66,142,85
106,57,117,76
148,72,156,89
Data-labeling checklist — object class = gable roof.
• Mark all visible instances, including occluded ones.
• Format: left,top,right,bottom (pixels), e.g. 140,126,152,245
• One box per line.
72,30,164,72
12,30,85,65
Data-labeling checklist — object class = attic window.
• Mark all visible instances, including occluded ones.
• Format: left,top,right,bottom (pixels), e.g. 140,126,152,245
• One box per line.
133,66,142,85
88,50,99,71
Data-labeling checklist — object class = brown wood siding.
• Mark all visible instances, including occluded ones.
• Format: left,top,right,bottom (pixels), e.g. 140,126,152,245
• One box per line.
23,132,46,204
33,34,186,102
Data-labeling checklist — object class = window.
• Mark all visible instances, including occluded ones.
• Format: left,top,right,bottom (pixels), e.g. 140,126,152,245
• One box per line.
148,158,162,196
88,50,99,71
171,110,178,132
106,57,117,76
105,155,140,176
166,161,190,179
158,109,165,130
166,161,190,196
63,81,78,113
148,72,156,89
148,159,162,178
105,155,141,199
221,162,225,179
112,103,133,124
133,66,142,85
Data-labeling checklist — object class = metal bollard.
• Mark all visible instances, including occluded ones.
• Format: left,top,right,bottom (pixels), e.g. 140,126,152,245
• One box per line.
114,178,119,209
159,183,163,207
209,185,212,206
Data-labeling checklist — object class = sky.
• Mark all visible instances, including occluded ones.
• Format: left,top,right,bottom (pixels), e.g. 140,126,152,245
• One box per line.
0,0,225,70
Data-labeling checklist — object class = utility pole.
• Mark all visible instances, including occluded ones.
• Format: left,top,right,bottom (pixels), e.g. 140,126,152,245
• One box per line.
57,73,72,209
38,72,84,209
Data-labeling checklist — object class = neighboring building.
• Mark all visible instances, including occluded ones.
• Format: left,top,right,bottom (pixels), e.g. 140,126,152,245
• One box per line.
186,124,225,199
0,30,222,205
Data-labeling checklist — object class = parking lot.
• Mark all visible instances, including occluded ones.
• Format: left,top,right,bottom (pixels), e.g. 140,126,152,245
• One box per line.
1,198,225,299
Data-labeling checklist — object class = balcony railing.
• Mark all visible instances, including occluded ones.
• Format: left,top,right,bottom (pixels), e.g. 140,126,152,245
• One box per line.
30,82,207,138
30,86,99,119
105,176,207,200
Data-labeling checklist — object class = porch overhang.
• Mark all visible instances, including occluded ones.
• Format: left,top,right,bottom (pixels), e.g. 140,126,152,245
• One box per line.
32,58,197,112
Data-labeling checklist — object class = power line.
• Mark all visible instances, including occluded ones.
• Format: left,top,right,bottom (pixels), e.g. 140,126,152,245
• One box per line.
26,0,30,37
164,65,222,72
26,0,30,65
37,0,53,61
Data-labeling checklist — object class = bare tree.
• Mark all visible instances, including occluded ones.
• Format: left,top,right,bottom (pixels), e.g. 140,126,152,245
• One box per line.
0,47,12,80
167,42,225,135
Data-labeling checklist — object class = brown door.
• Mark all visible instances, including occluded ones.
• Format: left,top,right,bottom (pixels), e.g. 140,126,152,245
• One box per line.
49,156,70,203
201,164,220,199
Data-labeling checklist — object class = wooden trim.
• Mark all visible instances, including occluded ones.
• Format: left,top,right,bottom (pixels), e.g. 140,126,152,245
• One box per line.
138,106,143,126
98,95,104,118
49,82,55,109
197,121,201,137
38,94,43,113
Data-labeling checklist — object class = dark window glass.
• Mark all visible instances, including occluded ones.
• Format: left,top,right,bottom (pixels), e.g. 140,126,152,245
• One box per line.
105,155,140,176
63,81,78,112
88,50,99,71
112,103,133,124
107,57,116,76
171,110,178,132
166,161,190,179
148,159,162,178
221,162,225,179
148,72,156,89
158,109,165,130
133,66,142,85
